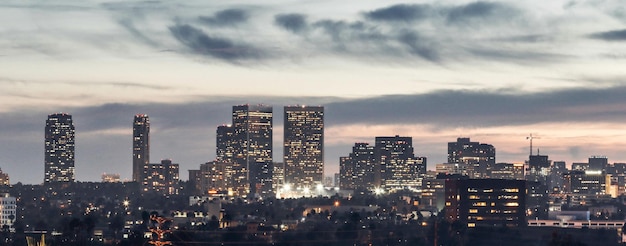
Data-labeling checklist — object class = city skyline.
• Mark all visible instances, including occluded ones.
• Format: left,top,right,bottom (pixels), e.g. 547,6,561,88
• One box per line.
1,0,626,183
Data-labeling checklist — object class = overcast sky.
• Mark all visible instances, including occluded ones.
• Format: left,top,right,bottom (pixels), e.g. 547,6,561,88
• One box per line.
1,0,625,184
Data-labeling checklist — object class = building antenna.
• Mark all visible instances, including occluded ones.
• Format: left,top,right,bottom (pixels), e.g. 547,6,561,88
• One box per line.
526,134,540,156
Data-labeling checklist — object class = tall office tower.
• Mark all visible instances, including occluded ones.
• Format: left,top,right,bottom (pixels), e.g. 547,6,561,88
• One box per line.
272,162,285,193
215,125,249,197
232,105,273,196
526,154,551,184
549,161,567,192
339,143,375,190
447,138,495,179
283,106,324,189
588,156,608,173
133,114,150,183
375,136,426,191
143,159,179,195
45,113,75,183
526,154,551,220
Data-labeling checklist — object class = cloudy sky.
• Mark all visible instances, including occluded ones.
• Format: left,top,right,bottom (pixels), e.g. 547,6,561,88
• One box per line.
1,0,625,184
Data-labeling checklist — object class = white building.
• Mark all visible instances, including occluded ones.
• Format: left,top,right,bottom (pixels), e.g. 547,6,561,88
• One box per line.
0,193,16,232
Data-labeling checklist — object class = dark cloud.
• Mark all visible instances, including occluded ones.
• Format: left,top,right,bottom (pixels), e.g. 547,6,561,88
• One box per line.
446,2,516,25
198,9,249,26
325,86,626,127
274,14,308,33
397,31,439,62
168,24,264,61
364,4,430,22
589,29,626,41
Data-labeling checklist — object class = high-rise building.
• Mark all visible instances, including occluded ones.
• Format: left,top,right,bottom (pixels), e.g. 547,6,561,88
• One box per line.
198,160,248,197
445,179,526,227
448,138,495,178
526,154,551,220
0,193,16,232
272,162,285,193
232,105,273,196
0,168,9,186
133,114,150,183
490,163,525,180
188,169,202,194
339,143,376,190
375,136,426,191
143,159,179,195
588,156,608,173
214,124,249,197
549,161,567,192
283,106,324,189
45,113,75,183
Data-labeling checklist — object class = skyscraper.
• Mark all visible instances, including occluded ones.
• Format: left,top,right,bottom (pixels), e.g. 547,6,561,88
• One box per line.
448,138,495,178
339,143,375,190
215,125,249,197
133,114,150,182
232,105,273,196
283,106,324,189
375,135,426,191
45,113,75,183
143,159,179,195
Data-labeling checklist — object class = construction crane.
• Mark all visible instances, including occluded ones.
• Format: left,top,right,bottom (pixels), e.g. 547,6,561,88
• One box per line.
526,134,540,156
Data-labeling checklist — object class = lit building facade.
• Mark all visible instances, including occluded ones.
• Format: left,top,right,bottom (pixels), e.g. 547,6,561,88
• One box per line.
214,124,249,197
490,163,525,180
0,169,8,186
132,114,150,183
435,163,469,176
421,178,446,212
45,113,75,183
549,161,567,192
143,159,179,195
272,162,285,193
445,179,526,227
448,138,495,179
232,105,273,196
375,136,426,191
198,161,248,197
283,106,324,189
0,194,16,232
101,173,121,183
339,143,376,191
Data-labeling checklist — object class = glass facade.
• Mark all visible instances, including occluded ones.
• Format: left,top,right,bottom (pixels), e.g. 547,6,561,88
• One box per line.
133,114,150,182
283,106,324,189
45,113,75,183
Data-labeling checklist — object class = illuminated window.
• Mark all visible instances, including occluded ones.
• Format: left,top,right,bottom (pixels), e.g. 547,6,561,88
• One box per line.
445,202,451,206
504,188,519,192
469,195,480,199
468,223,476,228
505,202,519,207
469,209,478,213
483,189,493,193
473,202,487,207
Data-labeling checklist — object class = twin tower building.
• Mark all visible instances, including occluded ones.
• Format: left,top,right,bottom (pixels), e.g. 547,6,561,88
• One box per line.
132,105,324,197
